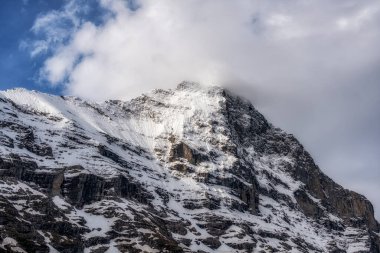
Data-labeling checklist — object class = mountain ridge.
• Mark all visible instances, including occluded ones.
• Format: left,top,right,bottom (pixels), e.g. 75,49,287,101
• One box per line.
0,82,379,252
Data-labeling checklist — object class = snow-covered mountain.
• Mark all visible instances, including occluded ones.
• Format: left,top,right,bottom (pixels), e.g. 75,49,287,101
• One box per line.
0,82,379,253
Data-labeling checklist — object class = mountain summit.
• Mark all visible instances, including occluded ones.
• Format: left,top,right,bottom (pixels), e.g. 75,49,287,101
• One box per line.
0,82,379,252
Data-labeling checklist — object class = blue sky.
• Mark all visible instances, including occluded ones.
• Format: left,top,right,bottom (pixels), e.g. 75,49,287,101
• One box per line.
0,0,63,93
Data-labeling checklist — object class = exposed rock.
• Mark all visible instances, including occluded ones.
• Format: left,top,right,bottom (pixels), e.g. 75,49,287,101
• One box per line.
169,142,207,165
200,237,222,250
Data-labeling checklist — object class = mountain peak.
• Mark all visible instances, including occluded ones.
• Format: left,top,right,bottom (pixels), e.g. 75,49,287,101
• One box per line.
174,81,225,96
176,80,202,90
0,86,379,252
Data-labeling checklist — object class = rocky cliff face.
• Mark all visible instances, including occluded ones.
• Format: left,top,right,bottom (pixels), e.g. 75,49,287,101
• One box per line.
0,82,379,253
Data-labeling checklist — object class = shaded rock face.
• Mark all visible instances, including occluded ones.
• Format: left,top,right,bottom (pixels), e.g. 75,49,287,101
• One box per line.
169,142,207,165
0,160,86,253
0,157,152,208
0,84,379,253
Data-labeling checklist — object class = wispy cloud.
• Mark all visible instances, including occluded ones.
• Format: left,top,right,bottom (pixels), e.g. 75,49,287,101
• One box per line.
24,0,89,57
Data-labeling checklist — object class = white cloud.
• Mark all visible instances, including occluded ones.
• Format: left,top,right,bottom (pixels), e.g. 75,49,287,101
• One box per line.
33,0,380,100
26,0,88,57
336,6,379,31
30,0,380,218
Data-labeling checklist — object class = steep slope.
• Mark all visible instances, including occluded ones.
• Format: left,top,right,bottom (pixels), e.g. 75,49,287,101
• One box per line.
0,82,379,253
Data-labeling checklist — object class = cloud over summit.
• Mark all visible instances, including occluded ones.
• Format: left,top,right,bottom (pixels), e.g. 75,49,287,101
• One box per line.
31,0,380,100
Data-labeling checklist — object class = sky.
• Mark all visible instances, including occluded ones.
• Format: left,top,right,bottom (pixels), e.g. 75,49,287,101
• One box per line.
0,0,379,219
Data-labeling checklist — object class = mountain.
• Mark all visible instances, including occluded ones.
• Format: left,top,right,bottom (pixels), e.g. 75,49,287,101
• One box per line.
0,82,379,253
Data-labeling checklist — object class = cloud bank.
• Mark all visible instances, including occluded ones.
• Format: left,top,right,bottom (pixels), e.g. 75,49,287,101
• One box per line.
30,0,380,218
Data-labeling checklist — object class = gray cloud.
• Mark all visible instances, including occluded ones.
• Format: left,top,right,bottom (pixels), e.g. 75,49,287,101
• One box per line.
31,0,380,218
